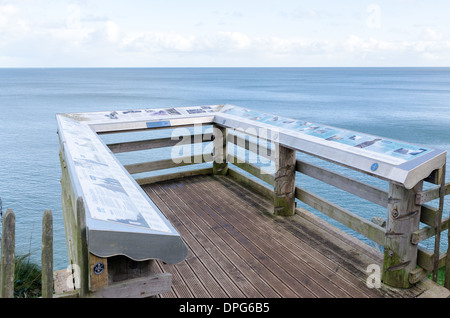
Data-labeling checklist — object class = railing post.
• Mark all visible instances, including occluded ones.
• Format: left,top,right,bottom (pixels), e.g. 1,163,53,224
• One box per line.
382,181,423,288
1,209,15,298
41,209,53,298
213,125,228,175
432,164,446,282
273,144,296,216
446,227,450,289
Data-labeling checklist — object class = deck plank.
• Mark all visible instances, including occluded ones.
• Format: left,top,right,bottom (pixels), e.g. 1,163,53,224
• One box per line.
181,176,342,297
148,182,291,297
142,174,434,298
154,183,247,298
147,185,228,298
211,175,385,298
214,175,426,298
188,175,369,298
163,179,304,297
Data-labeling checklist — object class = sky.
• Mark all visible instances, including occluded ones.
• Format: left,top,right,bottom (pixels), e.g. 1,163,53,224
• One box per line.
0,0,449,67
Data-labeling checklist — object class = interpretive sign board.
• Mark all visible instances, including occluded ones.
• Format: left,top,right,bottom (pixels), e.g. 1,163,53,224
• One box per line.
55,105,219,265
215,105,446,189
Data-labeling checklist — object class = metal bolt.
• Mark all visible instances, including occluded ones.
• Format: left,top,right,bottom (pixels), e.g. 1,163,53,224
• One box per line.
391,208,399,219
388,250,394,257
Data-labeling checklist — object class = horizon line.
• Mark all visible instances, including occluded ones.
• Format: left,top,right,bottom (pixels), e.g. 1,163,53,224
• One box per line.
1,66,450,69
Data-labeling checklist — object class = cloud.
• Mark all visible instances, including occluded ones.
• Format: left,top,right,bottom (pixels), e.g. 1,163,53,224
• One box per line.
0,3,17,17
0,4,27,36
424,27,443,41
105,21,119,42
120,30,450,60
66,3,81,29
0,2,449,67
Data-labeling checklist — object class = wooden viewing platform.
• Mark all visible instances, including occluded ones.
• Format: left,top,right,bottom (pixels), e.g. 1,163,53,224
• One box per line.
33,103,449,298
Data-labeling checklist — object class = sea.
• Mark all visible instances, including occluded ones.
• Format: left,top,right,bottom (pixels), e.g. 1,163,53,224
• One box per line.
0,67,449,271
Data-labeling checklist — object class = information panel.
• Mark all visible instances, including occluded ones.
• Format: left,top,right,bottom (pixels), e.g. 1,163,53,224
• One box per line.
216,104,446,189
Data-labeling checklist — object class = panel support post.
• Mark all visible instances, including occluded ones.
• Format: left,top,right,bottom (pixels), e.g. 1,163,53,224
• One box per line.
213,125,228,175
76,197,90,297
382,181,423,288
273,144,296,216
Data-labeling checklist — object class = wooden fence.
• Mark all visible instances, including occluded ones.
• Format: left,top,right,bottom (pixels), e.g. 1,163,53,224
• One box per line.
0,209,53,298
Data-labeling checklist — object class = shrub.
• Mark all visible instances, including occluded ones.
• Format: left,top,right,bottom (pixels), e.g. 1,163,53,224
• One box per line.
14,253,42,298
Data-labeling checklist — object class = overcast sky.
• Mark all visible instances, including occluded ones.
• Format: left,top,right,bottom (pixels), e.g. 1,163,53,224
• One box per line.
0,0,449,67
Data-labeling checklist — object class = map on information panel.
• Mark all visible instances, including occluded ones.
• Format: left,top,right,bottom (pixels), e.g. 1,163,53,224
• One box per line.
58,115,172,233
219,105,434,165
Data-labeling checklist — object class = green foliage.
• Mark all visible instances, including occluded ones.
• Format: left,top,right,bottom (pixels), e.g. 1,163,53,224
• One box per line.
14,253,42,298
427,266,446,287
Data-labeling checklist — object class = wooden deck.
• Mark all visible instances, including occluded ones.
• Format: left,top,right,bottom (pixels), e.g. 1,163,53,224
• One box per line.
142,174,441,298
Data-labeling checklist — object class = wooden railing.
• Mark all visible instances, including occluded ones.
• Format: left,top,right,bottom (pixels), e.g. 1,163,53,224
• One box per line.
102,123,449,290
107,130,215,185
225,130,450,289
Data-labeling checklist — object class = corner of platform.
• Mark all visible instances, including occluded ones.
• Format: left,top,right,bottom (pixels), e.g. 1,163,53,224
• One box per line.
415,278,450,298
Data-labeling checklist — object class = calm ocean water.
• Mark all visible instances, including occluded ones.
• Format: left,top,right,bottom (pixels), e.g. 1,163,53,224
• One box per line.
0,67,449,271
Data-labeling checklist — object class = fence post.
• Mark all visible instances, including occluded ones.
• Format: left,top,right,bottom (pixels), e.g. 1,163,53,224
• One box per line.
213,125,228,175
382,181,422,288
273,145,296,216
41,209,53,298
76,197,89,297
1,209,15,298
446,229,450,289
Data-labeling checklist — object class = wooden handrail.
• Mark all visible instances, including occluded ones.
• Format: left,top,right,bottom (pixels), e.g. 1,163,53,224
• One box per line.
227,154,275,186
294,186,386,246
124,153,212,175
416,183,450,205
107,132,213,153
296,159,389,208
411,216,449,244
228,130,390,207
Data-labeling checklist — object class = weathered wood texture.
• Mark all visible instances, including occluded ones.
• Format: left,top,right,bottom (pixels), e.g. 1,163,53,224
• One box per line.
0,209,55,298
88,273,172,298
383,181,423,288
273,145,296,216
59,149,86,294
86,255,171,298
225,131,449,288
415,183,450,205
142,174,436,298
136,167,213,186
296,159,389,208
41,210,53,298
295,187,386,246
76,197,90,297
124,153,211,175
89,254,109,291
107,133,213,154
0,209,15,298
432,165,446,282
213,125,228,175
